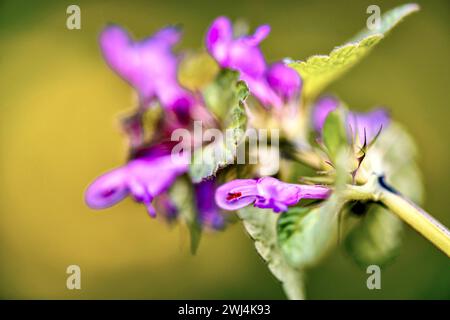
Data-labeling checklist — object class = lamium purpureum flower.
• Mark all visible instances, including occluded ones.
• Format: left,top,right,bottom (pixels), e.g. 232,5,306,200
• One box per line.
101,23,218,148
215,177,330,213
206,16,302,108
85,144,189,218
100,24,194,113
312,96,391,145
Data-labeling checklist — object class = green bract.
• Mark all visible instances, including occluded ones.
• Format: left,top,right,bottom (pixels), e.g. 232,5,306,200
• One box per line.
344,123,424,266
189,73,249,183
170,178,202,254
277,197,342,269
322,108,348,162
238,206,305,300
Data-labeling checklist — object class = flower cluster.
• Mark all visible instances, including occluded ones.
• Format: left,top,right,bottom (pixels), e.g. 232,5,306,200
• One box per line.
86,24,224,228
82,6,450,299
85,16,390,227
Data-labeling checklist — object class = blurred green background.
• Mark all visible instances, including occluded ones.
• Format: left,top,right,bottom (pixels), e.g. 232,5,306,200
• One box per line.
0,0,449,299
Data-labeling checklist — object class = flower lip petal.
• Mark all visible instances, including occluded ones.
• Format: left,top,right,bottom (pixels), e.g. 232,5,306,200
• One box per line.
216,177,331,213
85,168,129,209
215,179,258,211
254,198,287,213
127,155,188,197
85,146,189,215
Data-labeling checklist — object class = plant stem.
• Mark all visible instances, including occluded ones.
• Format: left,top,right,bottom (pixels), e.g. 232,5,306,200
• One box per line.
379,189,450,257
344,176,450,257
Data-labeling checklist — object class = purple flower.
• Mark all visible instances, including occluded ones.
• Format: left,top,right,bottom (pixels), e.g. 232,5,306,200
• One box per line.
85,147,188,217
266,62,302,103
206,17,268,78
311,96,340,133
215,177,330,213
312,96,390,145
155,193,179,221
100,24,194,111
347,109,390,145
206,17,301,108
195,179,224,229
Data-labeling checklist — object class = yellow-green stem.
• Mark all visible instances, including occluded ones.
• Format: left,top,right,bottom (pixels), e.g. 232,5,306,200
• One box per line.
344,176,450,257
379,189,450,257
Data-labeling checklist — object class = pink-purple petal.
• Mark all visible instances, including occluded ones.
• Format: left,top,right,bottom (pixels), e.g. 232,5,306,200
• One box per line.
215,177,331,213
311,96,339,133
256,177,301,207
85,149,188,216
266,63,302,103
215,179,258,211
312,96,391,145
206,16,233,63
348,108,390,145
299,185,331,200
99,24,193,112
205,17,302,108
85,167,129,209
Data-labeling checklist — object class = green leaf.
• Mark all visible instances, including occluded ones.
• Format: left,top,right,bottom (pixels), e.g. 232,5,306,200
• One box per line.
350,3,420,42
203,69,242,119
189,80,248,183
224,81,249,144
370,123,424,203
290,35,381,101
345,123,424,266
345,204,402,267
238,207,305,300
289,4,419,101
277,195,344,269
322,109,348,161
289,35,383,101
169,179,202,254
189,142,235,183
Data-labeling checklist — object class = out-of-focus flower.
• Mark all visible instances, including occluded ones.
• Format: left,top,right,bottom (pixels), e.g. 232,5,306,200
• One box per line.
195,179,224,229
156,193,179,221
311,96,340,133
266,62,302,103
215,177,330,213
85,144,188,217
206,17,301,108
347,109,390,145
100,24,194,112
312,96,390,145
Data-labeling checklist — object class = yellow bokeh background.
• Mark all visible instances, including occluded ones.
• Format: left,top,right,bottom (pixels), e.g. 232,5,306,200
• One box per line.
0,0,449,298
